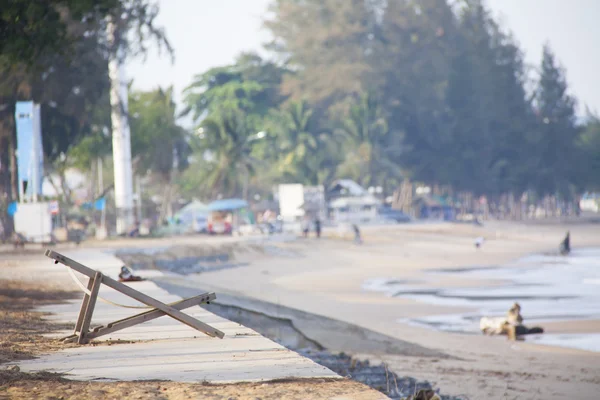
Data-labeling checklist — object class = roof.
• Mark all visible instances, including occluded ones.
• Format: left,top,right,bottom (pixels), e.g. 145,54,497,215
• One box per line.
174,200,209,225
328,179,368,197
176,200,209,217
207,198,249,211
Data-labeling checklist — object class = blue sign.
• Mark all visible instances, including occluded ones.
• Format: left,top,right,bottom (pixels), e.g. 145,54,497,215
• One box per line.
15,102,34,184
7,201,17,217
15,101,44,200
94,197,106,211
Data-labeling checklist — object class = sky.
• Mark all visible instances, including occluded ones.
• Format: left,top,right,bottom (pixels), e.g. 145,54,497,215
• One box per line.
127,0,600,125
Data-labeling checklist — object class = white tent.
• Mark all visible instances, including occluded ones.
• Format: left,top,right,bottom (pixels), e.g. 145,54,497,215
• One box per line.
174,200,209,226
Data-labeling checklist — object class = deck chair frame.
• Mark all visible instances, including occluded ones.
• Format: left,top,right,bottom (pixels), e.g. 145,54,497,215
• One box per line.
45,250,225,344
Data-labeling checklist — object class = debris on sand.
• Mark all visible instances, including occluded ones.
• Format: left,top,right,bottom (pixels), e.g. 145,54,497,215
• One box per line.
299,350,450,400
403,389,442,400
118,265,144,282
480,302,544,340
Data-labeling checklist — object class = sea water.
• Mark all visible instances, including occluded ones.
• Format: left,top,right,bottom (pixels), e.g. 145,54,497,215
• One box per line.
362,248,600,352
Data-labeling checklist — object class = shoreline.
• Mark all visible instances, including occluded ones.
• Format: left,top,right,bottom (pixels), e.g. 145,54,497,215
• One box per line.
129,220,600,400
111,222,600,350
362,245,600,352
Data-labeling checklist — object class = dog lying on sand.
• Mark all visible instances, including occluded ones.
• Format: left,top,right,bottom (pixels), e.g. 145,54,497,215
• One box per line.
480,302,544,340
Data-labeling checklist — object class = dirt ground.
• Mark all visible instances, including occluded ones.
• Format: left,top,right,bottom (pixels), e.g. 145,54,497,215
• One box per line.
0,279,76,365
0,267,385,400
1,374,384,400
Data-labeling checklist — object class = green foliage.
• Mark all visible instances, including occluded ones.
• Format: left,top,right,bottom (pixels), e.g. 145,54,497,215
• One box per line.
0,0,118,68
129,87,190,181
440,1,535,195
182,52,287,128
4,0,594,210
178,0,590,201
530,45,579,197
0,0,171,209
337,93,403,190
67,129,112,171
185,108,262,198
376,0,460,185
577,114,600,190
270,100,340,186
264,0,375,106
0,0,171,70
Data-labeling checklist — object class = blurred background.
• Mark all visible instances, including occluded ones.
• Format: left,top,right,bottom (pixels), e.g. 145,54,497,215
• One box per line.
1,0,599,244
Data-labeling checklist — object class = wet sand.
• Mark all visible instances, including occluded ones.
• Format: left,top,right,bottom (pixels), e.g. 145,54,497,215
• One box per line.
176,220,600,399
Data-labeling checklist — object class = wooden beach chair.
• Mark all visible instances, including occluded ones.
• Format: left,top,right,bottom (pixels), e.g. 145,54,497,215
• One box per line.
46,250,224,344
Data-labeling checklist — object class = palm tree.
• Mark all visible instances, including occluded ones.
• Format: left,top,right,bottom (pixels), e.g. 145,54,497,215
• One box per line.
273,100,342,185
337,93,403,192
194,108,262,199
129,87,191,222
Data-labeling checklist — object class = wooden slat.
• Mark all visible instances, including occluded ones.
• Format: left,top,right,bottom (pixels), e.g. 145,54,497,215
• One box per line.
99,275,224,338
62,335,78,344
86,293,215,340
73,277,95,334
46,250,225,339
78,271,102,344
47,250,96,279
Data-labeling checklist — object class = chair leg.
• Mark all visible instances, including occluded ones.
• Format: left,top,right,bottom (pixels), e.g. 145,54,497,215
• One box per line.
73,277,95,335
78,272,102,344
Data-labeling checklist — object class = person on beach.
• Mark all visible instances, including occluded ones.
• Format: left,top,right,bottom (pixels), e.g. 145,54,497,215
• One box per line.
301,217,310,238
474,236,485,249
314,218,321,238
559,231,570,255
352,224,362,244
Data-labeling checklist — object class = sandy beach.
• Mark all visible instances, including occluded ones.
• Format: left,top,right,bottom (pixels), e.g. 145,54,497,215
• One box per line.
147,220,600,399
2,219,600,399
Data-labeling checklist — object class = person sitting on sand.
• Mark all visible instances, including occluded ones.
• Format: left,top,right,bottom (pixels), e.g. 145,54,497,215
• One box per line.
118,266,143,282
559,231,570,255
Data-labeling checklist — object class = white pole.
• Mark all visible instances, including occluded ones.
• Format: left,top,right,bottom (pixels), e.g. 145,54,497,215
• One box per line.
97,157,103,195
30,103,41,202
107,18,134,235
30,111,37,203
136,175,142,222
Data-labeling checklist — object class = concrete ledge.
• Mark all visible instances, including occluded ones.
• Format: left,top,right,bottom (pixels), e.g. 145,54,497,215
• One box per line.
17,249,339,383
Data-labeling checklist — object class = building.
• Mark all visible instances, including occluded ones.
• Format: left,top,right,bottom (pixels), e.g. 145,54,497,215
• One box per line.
327,179,381,223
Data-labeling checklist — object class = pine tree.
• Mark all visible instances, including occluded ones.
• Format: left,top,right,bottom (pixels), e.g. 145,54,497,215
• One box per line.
444,0,535,196
376,0,461,185
532,44,579,198
264,0,377,108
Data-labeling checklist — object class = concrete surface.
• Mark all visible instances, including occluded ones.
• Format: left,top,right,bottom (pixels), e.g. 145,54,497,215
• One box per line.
16,249,339,383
